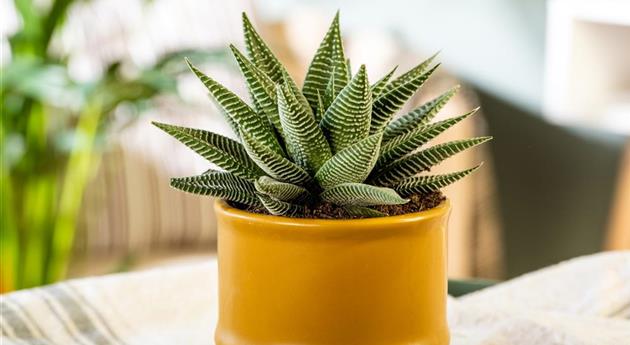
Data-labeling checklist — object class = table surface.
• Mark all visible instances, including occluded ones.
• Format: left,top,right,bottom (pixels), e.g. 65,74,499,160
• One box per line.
2,252,629,345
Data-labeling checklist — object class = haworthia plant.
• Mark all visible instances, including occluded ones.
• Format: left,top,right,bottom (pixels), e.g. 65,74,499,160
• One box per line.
154,12,492,218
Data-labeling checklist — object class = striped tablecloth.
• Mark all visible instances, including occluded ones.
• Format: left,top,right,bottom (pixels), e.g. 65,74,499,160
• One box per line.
2,252,629,345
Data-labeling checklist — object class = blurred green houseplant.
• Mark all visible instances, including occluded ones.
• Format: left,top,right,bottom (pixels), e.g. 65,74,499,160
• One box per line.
1,0,225,291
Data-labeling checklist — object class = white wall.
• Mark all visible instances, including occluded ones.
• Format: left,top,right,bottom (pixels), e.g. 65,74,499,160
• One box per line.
257,0,547,112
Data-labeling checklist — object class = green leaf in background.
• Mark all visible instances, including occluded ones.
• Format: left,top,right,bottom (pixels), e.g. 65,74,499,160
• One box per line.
2,0,234,291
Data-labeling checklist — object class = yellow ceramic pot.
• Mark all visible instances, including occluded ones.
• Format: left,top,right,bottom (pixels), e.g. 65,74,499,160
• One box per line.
214,200,450,345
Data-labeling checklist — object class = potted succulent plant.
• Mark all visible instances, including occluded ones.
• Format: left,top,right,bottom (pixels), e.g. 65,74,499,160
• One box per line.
154,12,491,345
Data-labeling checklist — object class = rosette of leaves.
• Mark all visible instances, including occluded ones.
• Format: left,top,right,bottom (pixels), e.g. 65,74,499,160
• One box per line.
154,12,492,218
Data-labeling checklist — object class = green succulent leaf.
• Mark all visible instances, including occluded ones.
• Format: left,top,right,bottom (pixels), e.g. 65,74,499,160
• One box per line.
171,173,261,207
241,13,311,118
383,86,459,141
206,95,240,138
394,164,482,197
378,108,478,165
186,59,284,155
229,45,282,136
176,170,257,193
255,176,311,202
321,64,372,153
242,13,285,83
302,11,349,112
322,66,338,110
346,58,352,81
344,205,387,218
380,52,439,95
240,130,313,186
373,136,492,186
315,133,382,190
277,82,332,173
257,193,308,216
158,13,490,217
153,122,264,181
282,69,314,116
370,66,397,97
239,14,321,118
315,90,326,123
370,63,440,135
321,183,408,206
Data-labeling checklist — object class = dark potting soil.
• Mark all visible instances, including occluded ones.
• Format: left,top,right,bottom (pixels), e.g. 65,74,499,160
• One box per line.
230,191,445,219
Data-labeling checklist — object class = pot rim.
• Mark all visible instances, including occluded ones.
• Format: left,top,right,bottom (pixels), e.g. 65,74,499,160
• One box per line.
215,198,450,229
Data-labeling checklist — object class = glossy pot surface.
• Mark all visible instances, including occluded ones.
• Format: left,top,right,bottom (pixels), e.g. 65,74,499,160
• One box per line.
215,200,450,345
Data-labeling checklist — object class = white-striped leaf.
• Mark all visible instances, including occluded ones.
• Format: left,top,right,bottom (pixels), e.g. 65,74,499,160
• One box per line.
372,137,492,186
322,66,338,110
277,82,332,173
321,183,408,206
321,64,372,153
370,63,440,134
175,170,256,193
282,68,313,117
240,130,313,186
186,59,284,155
380,52,438,95
370,66,397,97
378,108,478,165
315,90,326,123
383,86,459,141
242,13,285,83
315,133,382,190
255,176,311,202
394,164,482,196
171,173,261,207
229,45,282,136
344,205,387,218
257,193,307,216
153,122,264,181
241,14,310,115
206,95,240,138
346,58,352,81
302,11,349,112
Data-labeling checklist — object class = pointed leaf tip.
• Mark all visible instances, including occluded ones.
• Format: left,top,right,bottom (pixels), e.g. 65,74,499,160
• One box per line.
184,57,193,68
242,12,251,24
393,163,483,196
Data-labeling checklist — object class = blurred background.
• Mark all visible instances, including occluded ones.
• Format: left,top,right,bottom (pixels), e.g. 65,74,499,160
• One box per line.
1,0,629,292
